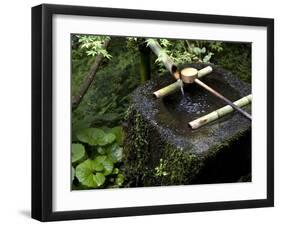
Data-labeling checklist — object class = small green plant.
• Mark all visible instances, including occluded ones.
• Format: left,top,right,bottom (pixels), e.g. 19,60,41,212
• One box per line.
155,158,169,177
72,126,125,189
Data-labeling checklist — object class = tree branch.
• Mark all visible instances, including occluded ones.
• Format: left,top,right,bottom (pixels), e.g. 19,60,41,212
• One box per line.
72,39,111,110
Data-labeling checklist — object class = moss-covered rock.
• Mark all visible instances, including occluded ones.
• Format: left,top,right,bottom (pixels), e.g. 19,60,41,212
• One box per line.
124,63,251,187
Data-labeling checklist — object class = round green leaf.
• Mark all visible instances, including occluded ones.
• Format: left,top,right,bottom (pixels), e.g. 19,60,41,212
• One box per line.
71,143,86,163
76,128,116,146
76,128,104,145
94,155,114,176
76,159,99,188
75,157,113,188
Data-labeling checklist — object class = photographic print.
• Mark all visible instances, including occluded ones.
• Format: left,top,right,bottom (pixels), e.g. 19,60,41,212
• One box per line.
32,4,273,221
71,35,252,190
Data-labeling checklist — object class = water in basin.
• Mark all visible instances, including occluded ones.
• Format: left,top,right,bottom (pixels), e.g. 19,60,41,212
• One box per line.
156,74,242,136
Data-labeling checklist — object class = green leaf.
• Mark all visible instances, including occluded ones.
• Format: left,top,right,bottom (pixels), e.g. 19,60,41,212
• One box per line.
71,143,86,163
110,126,124,145
115,174,124,186
160,39,171,48
97,146,106,155
145,38,157,47
72,166,75,181
76,128,116,146
98,156,114,175
112,168,119,174
103,143,123,163
75,158,111,188
102,133,116,146
75,159,99,188
76,128,104,145
203,52,214,63
193,47,201,55
92,157,104,172
93,173,105,187
201,47,206,54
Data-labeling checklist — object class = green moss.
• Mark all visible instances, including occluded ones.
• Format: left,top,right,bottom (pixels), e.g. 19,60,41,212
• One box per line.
123,106,151,186
123,104,251,187
123,106,204,186
213,43,251,83
154,145,202,185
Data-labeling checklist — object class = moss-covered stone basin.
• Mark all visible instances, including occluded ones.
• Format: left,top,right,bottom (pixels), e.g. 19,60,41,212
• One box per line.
124,63,251,187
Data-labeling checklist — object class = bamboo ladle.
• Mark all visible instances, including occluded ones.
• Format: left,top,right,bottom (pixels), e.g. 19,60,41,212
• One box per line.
180,67,252,120
153,66,213,98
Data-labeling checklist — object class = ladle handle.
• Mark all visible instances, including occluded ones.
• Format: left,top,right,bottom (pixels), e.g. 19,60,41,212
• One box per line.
194,78,252,120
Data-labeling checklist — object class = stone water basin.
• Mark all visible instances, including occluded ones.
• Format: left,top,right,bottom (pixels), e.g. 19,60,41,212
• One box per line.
124,63,252,187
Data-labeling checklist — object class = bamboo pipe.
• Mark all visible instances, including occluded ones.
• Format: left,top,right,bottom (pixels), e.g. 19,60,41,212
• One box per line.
146,39,180,80
181,68,252,120
189,94,252,129
153,66,213,98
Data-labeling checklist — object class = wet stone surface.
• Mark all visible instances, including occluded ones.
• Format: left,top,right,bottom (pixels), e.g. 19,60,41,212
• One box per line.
124,63,251,186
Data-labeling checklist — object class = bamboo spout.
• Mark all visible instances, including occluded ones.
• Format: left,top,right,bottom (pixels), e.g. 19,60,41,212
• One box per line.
146,39,180,80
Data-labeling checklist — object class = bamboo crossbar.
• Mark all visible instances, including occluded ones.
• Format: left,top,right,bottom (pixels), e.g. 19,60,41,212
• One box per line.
153,66,213,98
194,78,252,120
188,94,252,129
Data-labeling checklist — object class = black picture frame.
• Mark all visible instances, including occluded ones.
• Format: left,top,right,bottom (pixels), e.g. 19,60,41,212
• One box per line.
31,3,274,222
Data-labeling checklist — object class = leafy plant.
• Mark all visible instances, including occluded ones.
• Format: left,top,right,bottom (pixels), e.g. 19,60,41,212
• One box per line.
72,126,125,189
155,158,169,177
72,36,139,135
77,35,112,59
71,143,86,163
77,128,115,146
146,38,223,74
75,157,113,188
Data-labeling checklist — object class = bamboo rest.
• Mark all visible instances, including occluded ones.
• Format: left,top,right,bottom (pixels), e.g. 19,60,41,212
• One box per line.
180,67,252,121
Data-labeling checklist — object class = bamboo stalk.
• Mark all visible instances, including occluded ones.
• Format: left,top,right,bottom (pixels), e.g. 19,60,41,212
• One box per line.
139,43,151,83
153,80,183,98
188,94,252,129
146,39,180,80
194,78,252,120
